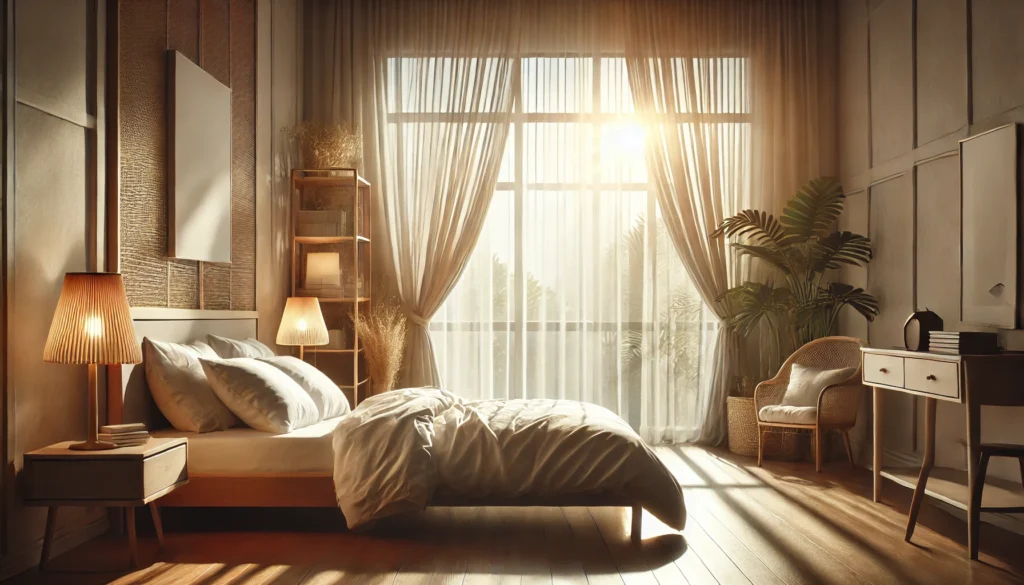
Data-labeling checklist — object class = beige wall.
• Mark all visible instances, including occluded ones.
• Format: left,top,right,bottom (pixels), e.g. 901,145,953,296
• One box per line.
837,0,1024,528
1,0,109,577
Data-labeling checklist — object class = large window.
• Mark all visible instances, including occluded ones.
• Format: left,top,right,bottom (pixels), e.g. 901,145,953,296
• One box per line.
387,56,748,438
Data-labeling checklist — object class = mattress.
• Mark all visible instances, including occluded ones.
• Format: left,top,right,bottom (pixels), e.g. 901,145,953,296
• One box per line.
153,416,344,474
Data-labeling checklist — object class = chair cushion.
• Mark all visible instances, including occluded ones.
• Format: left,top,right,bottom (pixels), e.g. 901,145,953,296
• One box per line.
759,405,818,425
781,363,857,407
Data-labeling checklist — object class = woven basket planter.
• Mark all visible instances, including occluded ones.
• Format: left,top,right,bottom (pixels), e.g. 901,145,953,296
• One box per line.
726,396,826,461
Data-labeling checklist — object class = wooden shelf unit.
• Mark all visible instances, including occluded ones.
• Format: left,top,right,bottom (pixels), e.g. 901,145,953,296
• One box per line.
290,168,372,406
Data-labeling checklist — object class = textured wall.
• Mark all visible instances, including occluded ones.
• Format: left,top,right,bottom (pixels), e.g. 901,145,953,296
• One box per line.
838,0,1024,490
119,0,256,310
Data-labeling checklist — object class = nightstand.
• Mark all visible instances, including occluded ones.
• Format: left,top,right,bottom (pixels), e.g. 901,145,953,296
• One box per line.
22,437,188,569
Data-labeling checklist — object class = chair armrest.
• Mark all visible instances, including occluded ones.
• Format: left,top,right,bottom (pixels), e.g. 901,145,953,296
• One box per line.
754,380,786,415
817,378,866,428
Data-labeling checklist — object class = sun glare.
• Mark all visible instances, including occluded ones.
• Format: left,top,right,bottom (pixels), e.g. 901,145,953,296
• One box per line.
601,123,646,163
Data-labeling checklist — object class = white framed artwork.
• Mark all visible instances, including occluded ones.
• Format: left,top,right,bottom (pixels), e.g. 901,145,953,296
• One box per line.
167,50,232,263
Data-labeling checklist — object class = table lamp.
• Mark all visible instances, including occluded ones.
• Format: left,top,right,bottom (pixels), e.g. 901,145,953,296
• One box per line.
277,296,329,360
43,272,142,450
305,252,342,294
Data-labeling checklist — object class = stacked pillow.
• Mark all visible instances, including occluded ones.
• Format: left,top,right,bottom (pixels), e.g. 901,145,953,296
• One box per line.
143,335,351,434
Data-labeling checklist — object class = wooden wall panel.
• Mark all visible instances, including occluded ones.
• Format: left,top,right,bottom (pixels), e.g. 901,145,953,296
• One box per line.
916,0,968,145
868,0,913,164
119,0,169,307
868,174,914,349
915,156,960,324
166,0,201,307
231,0,257,311
118,0,257,309
838,0,869,179
200,0,231,85
972,0,1024,122
168,0,200,62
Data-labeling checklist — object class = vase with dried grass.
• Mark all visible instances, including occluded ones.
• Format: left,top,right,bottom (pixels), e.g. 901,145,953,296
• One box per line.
288,121,362,170
351,301,407,396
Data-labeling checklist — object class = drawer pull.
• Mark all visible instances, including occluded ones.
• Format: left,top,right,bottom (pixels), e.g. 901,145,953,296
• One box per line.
879,368,889,374
926,374,937,381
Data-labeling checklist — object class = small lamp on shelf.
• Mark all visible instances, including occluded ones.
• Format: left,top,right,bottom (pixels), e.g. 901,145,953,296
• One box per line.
304,252,341,296
44,272,142,451
277,297,329,360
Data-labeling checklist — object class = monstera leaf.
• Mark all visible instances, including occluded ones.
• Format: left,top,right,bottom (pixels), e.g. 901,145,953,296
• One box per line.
780,177,845,239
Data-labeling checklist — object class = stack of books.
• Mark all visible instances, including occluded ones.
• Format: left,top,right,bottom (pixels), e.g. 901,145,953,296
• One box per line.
98,423,150,447
929,331,999,355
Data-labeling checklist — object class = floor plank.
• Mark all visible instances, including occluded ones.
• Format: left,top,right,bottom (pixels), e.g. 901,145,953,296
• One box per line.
6,445,1024,585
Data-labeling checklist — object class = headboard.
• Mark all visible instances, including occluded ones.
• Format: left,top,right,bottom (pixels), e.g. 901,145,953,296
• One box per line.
109,308,258,429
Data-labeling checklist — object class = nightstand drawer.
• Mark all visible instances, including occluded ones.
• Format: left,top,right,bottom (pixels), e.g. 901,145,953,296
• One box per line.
863,353,904,387
905,358,960,400
26,443,187,503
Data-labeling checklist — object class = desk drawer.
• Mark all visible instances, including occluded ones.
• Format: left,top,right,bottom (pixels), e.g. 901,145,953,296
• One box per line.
905,358,960,400
863,354,904,387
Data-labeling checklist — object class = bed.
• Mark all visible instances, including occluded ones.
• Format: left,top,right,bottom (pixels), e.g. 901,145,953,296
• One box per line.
112,310,685,538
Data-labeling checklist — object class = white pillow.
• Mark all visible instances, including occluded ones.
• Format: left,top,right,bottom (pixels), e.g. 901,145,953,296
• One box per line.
142,338,238,432
207,335,275,359
258,356,351,420
200,358,319,433
781,363,857,407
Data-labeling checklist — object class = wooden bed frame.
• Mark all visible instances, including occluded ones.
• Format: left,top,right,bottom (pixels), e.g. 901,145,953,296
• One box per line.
111,310,644,540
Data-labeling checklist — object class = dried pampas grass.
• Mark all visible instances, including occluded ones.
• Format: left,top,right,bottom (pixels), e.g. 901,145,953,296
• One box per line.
351,301,407,395
288,121,362,169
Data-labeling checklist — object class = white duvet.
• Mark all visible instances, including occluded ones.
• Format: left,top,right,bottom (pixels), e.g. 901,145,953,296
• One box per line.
332,388,686,530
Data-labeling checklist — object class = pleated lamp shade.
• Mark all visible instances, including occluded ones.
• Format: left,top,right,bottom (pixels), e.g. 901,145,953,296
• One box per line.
43,272,142,365
277,297,329,347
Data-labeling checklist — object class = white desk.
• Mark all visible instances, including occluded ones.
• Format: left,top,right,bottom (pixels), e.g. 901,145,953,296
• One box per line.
861,347,1024,559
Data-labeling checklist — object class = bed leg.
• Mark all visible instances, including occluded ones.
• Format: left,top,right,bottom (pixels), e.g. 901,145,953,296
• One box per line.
631,505,642,543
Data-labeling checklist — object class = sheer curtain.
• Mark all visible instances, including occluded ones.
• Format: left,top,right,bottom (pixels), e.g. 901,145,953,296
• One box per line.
624,0,835,444
368,0,522,387
427,1,718,441
304,0,834,444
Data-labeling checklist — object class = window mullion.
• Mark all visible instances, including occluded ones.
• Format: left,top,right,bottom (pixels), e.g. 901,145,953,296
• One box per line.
511,58,525,400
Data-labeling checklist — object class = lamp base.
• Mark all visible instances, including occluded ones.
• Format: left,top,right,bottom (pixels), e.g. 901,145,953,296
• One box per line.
68,440,118,451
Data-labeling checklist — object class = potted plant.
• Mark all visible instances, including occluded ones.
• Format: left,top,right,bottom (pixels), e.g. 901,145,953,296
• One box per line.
714,177,879,457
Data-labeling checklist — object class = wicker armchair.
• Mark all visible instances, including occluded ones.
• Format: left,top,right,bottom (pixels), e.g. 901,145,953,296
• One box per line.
755,336,867,472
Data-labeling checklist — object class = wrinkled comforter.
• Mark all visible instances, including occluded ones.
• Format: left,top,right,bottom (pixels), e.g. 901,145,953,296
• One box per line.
332,388,686,530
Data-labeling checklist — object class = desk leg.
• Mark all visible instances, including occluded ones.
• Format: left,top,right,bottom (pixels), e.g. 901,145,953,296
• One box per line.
38,506,57,571
149,503,165,551
906,397,936,541
873,387,884,503
967,397,982,560
126,506,138,568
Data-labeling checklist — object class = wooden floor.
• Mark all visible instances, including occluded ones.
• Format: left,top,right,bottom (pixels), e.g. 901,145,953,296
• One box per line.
7,445,1024,585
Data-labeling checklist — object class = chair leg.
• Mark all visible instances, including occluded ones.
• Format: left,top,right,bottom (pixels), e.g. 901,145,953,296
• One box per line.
842,430,855,469
814,428,822,473
1018,457,1024,489
969,452,991,560
757,426,764,467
